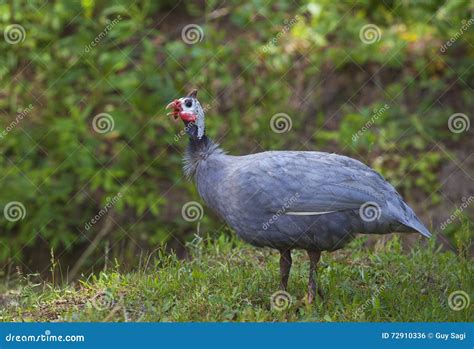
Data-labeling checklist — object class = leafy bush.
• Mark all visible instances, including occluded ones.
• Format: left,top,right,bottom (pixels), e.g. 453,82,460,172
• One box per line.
0,0,472,276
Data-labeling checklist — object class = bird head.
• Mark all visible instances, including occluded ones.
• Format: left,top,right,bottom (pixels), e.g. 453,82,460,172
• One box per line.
166,89,205,139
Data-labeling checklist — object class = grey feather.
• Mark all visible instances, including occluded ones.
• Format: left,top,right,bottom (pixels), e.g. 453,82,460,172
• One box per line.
186,141,431,251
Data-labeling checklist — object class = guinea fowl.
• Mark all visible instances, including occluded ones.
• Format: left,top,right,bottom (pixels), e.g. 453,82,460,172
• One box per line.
166,89,432,303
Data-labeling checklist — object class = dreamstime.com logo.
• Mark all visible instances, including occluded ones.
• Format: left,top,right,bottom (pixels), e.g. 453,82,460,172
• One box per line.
270,113,292,133
359,201,382,222
262,15,300,52
439,196,473,231
5,330,85,343
270,290,292,311
84,15,122,53
440,18,474,53
262,192,300,230
352,104,390,142
352,284,386,318
359,24,381,44
3,201,26,222
84,192,122,231
0,104,34,139
92,113,115,134
181,24,204,44
3,24,26,44
181,201,204,222
448,290,470,311
448,113,470,134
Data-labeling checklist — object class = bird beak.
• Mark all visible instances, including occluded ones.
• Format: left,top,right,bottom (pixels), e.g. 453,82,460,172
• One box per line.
165,100,178,110
166,99,181,120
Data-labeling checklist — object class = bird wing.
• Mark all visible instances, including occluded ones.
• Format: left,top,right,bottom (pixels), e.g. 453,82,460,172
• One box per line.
231,151,398,214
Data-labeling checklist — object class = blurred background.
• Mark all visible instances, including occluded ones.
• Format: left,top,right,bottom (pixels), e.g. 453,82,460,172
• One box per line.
0,0,472,283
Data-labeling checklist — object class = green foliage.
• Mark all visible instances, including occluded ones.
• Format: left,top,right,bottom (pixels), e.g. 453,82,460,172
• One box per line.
0,234,472,321
0,0,472,273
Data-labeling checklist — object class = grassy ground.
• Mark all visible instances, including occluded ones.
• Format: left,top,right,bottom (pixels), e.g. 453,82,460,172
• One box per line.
0,233,472,322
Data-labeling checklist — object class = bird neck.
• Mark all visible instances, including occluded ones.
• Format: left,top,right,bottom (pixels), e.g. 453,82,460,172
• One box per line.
183,135,223,179
188,134,210,152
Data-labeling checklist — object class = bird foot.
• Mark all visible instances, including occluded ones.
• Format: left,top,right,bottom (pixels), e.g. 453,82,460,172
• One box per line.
306,287,325,304
317,287,325,300
307,292,315,304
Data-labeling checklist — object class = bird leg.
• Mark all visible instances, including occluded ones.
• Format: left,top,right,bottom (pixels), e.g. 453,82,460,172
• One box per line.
279,249,292,291
307,250,324,303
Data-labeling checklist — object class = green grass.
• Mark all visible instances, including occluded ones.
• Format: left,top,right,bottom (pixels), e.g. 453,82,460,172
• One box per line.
0,234,472,322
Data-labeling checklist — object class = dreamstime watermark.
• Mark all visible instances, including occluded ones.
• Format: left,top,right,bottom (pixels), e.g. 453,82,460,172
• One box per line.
181,24,204,44
448,290,470,311
353,284,386,318
84,15,122,53
84,192,122,231
181,201,204,222
5,330,85,343
440,196,473,230
3,201,26,222
359,24,381,44
440,18,474,53
262,15,300,52
270,290,292,311
270,113,292,133
448,113,470,134
3,24,26,44
352,104,390,142
174,123,195,142
359,201,382,222
92,113,115,134
262,193,300,230
0,104,34,139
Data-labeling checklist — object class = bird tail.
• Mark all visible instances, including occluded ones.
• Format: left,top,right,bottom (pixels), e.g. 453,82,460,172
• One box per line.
388,199,432,238
401,215,432,238
393,202,432,238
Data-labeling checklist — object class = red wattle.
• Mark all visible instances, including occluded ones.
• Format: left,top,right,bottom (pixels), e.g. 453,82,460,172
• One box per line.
180,112,196,122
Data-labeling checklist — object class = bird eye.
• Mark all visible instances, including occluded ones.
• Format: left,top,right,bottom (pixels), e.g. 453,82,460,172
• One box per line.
184,99,193,108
